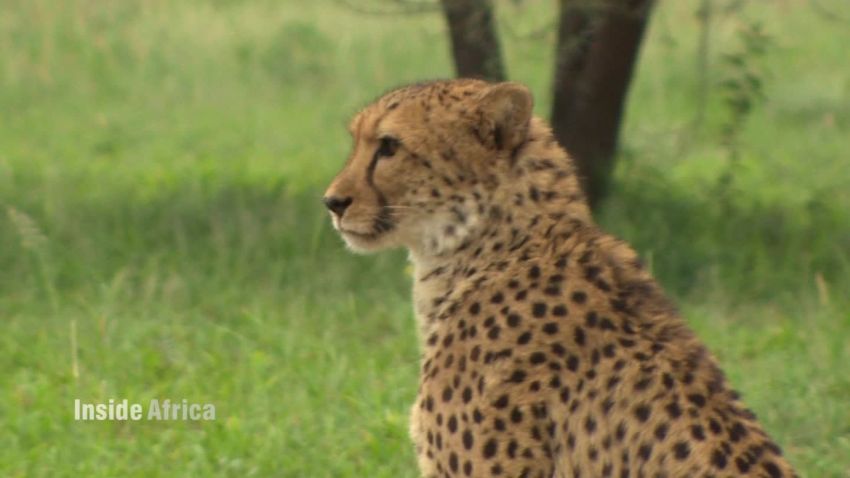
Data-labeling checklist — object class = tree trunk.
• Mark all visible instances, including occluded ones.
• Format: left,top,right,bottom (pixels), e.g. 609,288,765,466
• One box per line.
551,0,654,208
440,0,506,81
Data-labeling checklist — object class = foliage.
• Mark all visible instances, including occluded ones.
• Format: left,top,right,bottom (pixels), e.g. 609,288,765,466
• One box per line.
716,16,770,199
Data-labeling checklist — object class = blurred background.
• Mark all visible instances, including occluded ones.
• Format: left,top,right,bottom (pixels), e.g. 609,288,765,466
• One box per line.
1,0,848,476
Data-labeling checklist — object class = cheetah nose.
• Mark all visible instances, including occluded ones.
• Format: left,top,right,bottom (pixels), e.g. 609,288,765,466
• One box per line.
323,196,353,218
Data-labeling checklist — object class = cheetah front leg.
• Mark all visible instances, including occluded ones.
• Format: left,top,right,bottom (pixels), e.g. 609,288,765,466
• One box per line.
410,402,439,478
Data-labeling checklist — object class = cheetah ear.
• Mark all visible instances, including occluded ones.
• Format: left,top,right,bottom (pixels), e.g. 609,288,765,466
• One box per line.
477,82,533,151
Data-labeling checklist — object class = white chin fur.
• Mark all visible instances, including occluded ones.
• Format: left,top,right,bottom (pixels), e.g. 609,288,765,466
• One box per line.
419,211,480,256
341,234,382,254
340,230,403,254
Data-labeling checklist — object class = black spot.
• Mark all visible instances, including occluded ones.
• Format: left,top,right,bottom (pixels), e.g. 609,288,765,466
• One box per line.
615,422,627,442
532,302,547,318
444,354,454,368
529,352,546,364
691,424,706,441
463,430,474,450
618,338,636,348
469,302,481,315
507,440,518,458
594,280,611,291
492,394,509,409
709,418,722,435
462,387,473,403
654,423,668,441
506,313,522,327
529,186,540,201
566,355,579,372
566,433,576,450
571,291,587,304
510,407,523,423
552,305,568,317
482,438,498,459
585,416,597,434
735,456,751,473
543,323,559,335
601,397,614,414
574,327,586,346
687,393,706,408
673,441,690,460
529,266,540,279
665,402,682,419
634,377,652,391
491,292,504,304
765,441,783,456
449,452,459,472
634,405,651,422
488,326,501,340
517,331,532,345
637,443,652,461
442,387,453,402
729,422,748,442
712,449,727,469
584,265,601,279
762,461,783,478
509,370,527,383
494,418,506,431
447,415,457,433
442,334,454,347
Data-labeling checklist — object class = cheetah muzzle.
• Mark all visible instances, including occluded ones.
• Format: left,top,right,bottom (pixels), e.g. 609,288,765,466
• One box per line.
323,79,797,478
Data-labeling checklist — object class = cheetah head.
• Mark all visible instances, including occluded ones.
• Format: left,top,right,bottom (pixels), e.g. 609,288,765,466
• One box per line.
323,79,534,256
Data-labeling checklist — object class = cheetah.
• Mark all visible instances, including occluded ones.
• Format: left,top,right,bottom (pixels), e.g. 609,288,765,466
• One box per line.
323,79,797,478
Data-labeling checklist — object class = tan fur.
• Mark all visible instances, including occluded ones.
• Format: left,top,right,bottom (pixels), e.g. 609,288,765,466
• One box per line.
324,80,797,478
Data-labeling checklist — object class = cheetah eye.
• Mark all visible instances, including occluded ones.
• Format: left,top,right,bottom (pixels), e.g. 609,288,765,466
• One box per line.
377,136,400,158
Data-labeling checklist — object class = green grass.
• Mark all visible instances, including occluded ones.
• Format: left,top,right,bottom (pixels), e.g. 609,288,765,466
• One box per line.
1,0,849,476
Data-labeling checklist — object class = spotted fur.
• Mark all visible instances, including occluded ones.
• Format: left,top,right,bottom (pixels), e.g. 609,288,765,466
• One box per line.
323,79,797,478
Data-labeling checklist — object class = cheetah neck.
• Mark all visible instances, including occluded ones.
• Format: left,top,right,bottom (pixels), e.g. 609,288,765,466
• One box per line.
408,131,592,344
